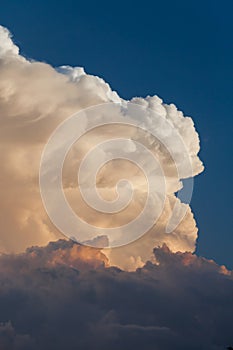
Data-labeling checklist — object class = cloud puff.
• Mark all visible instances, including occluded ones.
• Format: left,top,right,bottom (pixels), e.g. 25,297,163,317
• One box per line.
0,240,232,350
0,26,20,58
0,25,204,269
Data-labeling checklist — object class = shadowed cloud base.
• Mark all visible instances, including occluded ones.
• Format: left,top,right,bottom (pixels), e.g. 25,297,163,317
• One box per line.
0,240,232,350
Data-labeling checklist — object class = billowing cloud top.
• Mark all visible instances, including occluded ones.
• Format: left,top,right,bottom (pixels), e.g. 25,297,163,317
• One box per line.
0,26,20,57
0,25,203,270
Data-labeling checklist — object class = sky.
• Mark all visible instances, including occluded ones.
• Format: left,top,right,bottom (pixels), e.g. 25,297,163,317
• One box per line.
0,2,233,349
0,0,232,268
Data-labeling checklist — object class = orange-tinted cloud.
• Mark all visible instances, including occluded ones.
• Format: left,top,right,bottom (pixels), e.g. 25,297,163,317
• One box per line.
0,25,204,269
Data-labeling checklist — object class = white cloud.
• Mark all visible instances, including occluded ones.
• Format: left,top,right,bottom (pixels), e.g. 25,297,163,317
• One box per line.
0,25,204,269
0,25,20,58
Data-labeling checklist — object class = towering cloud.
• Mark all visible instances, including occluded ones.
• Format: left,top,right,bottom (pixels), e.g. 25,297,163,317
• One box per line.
0,25,203,269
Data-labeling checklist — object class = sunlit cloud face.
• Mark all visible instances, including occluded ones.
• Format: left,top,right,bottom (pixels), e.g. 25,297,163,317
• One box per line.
0,25,204,269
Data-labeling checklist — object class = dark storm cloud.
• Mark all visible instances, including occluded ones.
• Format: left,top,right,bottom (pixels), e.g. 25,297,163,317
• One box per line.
0,240,232,350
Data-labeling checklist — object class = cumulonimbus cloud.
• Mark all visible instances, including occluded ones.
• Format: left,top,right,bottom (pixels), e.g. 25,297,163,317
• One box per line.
0,25,204,269
0,27,232,349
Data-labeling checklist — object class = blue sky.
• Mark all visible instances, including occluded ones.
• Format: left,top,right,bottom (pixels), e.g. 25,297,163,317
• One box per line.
1,0,232,268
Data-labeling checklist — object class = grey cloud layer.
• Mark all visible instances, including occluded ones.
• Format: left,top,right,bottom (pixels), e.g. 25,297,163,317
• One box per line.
0,239,232,350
